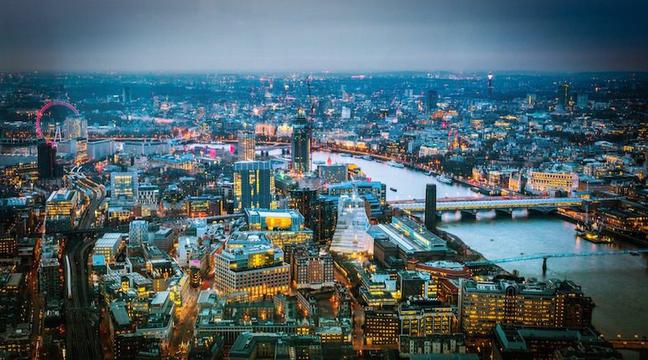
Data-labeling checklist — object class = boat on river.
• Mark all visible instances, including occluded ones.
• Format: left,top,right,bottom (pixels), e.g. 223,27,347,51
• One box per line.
387,160,405,168
437,175,453,184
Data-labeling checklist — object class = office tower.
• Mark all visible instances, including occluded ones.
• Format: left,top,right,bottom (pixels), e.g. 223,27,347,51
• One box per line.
558,82,571,109
129,220,149,246
237,129,256,161
576,94,589,109
233,161,275,210
312,195,338,245
425,90,438,113
329,193,373,255
213,232,289,300
111,172,139,203
424,184,437,231
487,72,494,97
37,142,57,179
291,109,311,174
289,188,318,228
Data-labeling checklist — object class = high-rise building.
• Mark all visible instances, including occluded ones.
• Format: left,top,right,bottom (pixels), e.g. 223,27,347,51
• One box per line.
233,161,275,210
289,188,318,229
111,172,139,203
558,82,571,109
487,72,494,97
37,142,57,180
425,90,438,113
424,184,437,231
329,193,373,256
237,130,256,161
291,109,311,174
129,220,149,246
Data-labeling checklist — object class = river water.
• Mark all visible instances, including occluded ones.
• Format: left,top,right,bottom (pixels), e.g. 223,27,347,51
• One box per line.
314,151,648,349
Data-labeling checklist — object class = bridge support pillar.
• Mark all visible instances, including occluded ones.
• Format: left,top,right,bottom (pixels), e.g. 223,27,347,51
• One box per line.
542,257,548,275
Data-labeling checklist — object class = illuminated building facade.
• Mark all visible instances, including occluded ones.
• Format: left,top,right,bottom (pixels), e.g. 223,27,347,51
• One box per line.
528,171,578,194
245,208,313,248
329,194,373,256
184,196,222,218
460,279,594,337
398,300,457,337
290,246,334,289
45,189,79,232
233,161,275,211
237,129,256,161
364,309,400,347
111,171,139,203
213,232,289,300
291,110,311,174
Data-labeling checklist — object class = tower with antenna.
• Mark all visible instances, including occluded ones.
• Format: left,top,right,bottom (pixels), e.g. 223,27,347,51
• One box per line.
487,72,494,98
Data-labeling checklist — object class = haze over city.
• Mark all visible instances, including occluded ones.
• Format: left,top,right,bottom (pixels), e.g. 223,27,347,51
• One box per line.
2,0,648,72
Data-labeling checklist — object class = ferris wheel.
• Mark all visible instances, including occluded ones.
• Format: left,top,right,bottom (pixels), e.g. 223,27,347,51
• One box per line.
36,100,79,146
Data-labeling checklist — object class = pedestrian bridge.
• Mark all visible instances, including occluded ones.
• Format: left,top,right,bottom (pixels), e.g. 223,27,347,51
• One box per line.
390,197,583,212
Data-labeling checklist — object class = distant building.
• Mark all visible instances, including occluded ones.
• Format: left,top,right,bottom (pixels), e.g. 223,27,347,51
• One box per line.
111,171,139,203
37,142,57,179
425,90,438,113
528,171,578,194
291,110,311,174
317,163,348,184
233,161,275,210
237,130,256,161
88,139,115,161
38,257,61,299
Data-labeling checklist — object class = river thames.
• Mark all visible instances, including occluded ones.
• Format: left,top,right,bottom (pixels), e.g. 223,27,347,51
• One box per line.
313,151,648,349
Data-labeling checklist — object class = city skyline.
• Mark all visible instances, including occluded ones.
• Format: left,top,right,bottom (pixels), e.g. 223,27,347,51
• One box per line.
2,0,648,73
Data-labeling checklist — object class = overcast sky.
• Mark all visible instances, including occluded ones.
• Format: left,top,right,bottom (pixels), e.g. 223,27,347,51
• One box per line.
1,0,647,72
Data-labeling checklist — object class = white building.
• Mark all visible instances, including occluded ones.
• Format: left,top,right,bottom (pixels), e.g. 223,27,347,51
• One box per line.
88,140,115,161
329,194,373,255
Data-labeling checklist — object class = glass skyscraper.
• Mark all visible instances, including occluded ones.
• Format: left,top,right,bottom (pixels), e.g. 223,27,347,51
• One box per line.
233,160,275,210
291,109,311,174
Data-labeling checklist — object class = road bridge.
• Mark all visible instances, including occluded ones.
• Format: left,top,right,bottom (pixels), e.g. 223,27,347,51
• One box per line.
391,197,584,212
